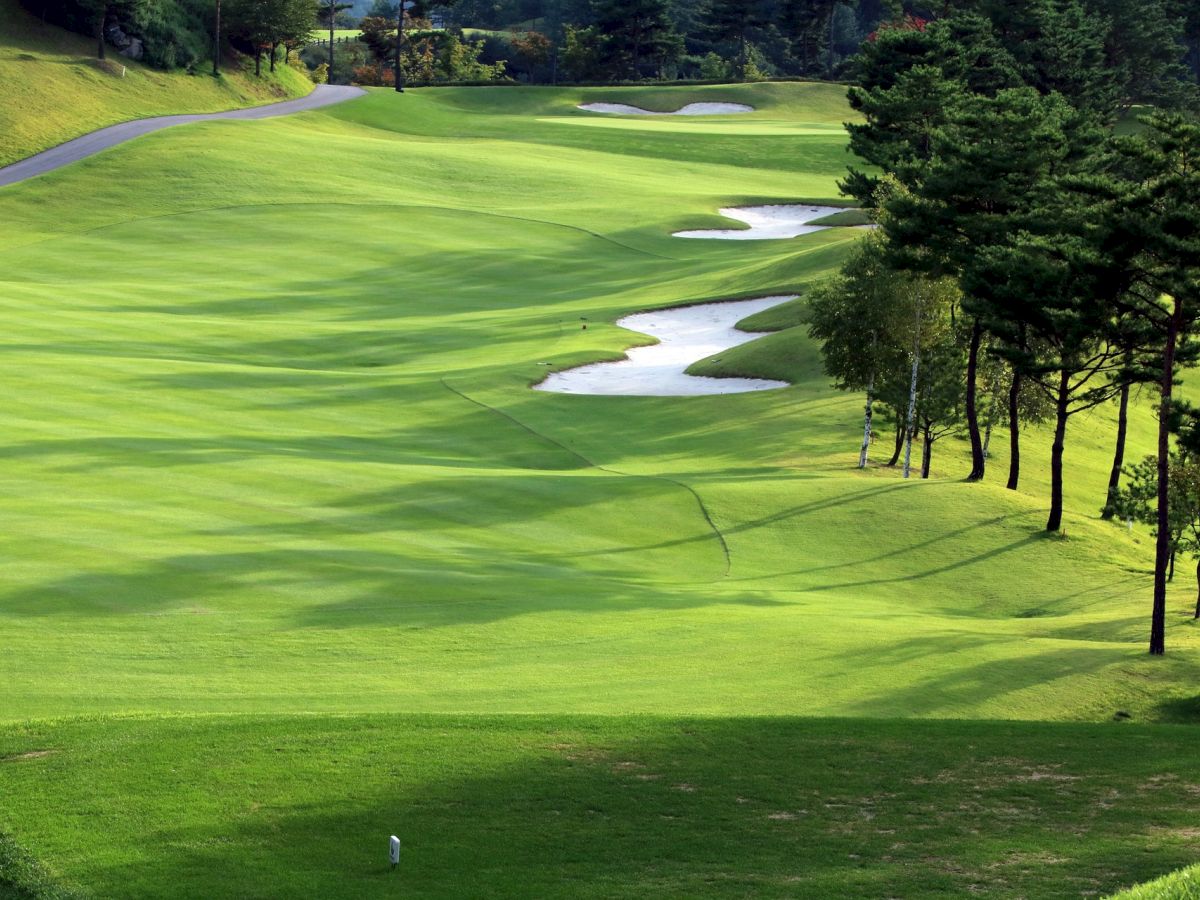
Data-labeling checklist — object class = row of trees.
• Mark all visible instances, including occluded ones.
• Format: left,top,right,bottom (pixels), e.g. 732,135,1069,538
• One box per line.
26,0,1200,83
222,0,316,75
357,12,506,85
446,0,1200,85
453,0,876,83
807,5,1199,653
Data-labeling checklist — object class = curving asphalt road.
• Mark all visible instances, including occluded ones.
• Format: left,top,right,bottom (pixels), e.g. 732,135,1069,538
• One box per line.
0,84,366,189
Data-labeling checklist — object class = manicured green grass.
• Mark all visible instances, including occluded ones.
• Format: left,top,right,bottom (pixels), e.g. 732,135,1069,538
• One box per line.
310,28,364,40
0,0,312,167
4,715,1200,899
808,208,874,226
0,81,1197,896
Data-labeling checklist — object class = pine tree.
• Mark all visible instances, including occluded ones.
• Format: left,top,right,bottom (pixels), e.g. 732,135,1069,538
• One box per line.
702,0,767,79
592,0,681,80
885,87,1079,487
1100,114,1200,653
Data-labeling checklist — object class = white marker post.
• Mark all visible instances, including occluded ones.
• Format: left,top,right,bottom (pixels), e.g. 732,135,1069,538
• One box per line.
389,835,401,871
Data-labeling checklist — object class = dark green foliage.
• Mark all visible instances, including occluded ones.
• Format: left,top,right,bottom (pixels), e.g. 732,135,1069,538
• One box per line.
227,0,314,72
842,15,1021,205
1090,0,1197,108
702,0,767,78
591,0,682,79
22,0,228,68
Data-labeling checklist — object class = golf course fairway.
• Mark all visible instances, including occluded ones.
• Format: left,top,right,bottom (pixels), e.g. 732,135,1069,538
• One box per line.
0,81,1197,897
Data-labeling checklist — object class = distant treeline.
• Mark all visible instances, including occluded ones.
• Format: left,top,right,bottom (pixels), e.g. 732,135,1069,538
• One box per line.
436,0,1200,85
22,0,1200,90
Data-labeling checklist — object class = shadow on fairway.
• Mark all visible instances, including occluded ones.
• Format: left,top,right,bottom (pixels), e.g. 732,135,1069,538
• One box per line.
5,714,1200,899
832,638,1123,717
1155,694,1200,723
0,541,762,622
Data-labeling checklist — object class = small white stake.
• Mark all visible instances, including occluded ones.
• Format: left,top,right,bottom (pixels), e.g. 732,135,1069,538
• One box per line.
389,835,401,870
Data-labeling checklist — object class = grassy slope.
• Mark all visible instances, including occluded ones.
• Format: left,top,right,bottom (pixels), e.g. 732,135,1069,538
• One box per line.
1114,866,1200,899
0,82,1197,895
0,0,313,167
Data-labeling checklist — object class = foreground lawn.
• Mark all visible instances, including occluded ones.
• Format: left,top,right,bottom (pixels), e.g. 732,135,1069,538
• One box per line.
0,81,1197,894
3,715,1200,898
0,0,312,167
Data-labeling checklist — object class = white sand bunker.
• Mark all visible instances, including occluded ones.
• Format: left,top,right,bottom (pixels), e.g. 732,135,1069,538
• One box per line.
675,205,844,240
578,102,754,116
535,296,796,397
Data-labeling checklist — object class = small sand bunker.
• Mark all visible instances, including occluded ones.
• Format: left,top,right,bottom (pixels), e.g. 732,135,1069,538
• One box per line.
578,102,755,116
534,296,795,397
674,205,845,240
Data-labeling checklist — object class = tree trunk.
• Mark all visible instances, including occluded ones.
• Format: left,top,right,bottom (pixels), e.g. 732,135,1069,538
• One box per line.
269,43,277,72
1006,325,1025,491
982,419,993,459
965,319,985,481
328,0,334,78
211,0,221,76
921,425,932,479
887,419,903,467
1046,368,1071,532
394,5,405,92
1150,299,1181,656
1169,548,1176,581
95,5,107,60
859,370,874,469
1194,558,1199,620
255,48,261,76
902,309,922,480
1006,368,1023,490
1102,376,1131,520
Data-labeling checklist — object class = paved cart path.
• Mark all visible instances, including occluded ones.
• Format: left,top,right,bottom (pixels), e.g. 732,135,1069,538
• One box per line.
0,84,365,188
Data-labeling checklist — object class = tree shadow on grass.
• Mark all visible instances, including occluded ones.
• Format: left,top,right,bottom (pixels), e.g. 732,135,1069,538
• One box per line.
1154,695,1200,723
828,635,1132,718
0,543,771,624
9,715,1200,899
0,400,592,473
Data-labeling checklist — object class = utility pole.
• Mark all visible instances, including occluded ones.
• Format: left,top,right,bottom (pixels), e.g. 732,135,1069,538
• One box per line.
393,0,411,92
212,0,221,76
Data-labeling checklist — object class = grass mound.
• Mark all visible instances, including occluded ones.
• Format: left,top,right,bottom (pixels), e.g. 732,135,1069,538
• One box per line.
1112,865,1200,899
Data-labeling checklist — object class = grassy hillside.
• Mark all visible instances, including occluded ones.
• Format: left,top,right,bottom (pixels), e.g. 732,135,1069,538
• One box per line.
0,82,1197,896
1114,865,1200,899
0,0,313,167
